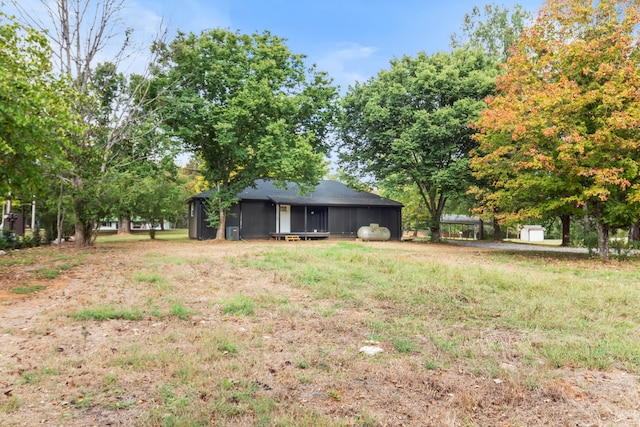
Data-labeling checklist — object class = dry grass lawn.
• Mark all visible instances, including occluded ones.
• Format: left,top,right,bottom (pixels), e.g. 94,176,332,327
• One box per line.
0,234,639,426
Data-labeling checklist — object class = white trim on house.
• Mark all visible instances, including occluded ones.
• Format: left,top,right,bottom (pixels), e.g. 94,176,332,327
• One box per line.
275,204,291,233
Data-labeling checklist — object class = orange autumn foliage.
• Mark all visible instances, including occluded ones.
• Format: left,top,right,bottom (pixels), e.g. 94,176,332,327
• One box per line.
470,0,640,258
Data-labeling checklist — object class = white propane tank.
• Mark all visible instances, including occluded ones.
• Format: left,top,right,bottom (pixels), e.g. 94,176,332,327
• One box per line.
357,223,391,241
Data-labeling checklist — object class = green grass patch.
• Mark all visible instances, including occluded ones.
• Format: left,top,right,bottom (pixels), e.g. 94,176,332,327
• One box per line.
424,359,440,371
222,295,255,316
15,367,59,386
0,396,20,413
33,260,82,279
132,271,171,291
144,383,201,425
96,229,189,243
169,301,194,320
20,371,38,384
11,285,45,294
217,340,238,355
0,253,38,267
132,272,165,283
244,242,640,372
110,354,147,369
41,366,59,376
393,337,416,353
71,392,94,409
35,267,62,279
59,262,80,271
0,249,86,273
70,305,144,321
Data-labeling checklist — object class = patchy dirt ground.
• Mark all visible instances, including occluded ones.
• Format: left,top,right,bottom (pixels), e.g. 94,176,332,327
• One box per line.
0,239,639,426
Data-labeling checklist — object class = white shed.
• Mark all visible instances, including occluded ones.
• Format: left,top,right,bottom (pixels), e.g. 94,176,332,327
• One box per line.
520,225,544,242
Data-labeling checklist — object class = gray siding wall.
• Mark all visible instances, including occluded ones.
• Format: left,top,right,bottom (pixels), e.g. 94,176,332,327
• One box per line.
198,201,217,240
190,200,401,240
328,206,402,239
238,200,274,239
290,206,328,233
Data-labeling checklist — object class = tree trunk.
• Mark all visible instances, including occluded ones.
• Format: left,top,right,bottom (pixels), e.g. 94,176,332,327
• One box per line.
629,220,640,241
583,205,589,241
75,221,94,246
595,219,610,259
72,175,94,247
560,214,571,247
75,221,86,246
56,183,65,244
426,209,443,242
72,175,86,246
493,217,501,241
430,223,441,242
118,214,131,234
215,205,226,240
478,218,484,240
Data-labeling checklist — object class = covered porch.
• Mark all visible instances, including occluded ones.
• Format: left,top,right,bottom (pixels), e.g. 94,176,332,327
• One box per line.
269,231,331,241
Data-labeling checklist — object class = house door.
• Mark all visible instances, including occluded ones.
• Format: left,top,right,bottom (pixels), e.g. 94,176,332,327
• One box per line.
276,204,291,233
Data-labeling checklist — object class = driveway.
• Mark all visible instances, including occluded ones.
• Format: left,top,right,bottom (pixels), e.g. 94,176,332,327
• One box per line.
445,239,590,254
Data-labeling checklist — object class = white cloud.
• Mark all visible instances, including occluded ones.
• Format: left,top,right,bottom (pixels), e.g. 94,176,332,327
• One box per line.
145,0,232,35
4,0,232,76
315,43,379,92
125,2,166,38
5,0,156,75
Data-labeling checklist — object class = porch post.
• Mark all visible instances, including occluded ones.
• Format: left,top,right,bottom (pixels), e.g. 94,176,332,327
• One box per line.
31,199,36,232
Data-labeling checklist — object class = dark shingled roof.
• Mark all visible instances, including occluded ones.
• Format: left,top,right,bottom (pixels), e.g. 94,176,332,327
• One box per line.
190,180,402,207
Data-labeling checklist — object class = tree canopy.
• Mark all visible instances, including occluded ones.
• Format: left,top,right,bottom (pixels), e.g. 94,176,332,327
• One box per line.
470,0,640,258
338,48,499,241
450,3,532,63
153,29,339,239
0,12,80,200
9,0,172,246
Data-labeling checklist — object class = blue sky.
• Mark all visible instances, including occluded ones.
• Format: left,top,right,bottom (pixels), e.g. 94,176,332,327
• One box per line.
5,0,545,167
143,0,544,91
8,1,544,91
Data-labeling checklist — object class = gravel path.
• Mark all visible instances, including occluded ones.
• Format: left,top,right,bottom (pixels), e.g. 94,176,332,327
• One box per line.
445,239,590,253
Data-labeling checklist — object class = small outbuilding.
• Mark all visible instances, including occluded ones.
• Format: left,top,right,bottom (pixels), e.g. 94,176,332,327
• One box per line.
440,214,484,239
187,180,403,241
520,225,545,242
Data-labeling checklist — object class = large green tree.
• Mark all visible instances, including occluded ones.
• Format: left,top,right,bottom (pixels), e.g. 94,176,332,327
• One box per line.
450,3,532,62
470,0,640,258
130,158,187,238
0,12,79,200
338,48,499,242
11,0,168,246
153,29,338,239
92,64,181,235
450,3,535,241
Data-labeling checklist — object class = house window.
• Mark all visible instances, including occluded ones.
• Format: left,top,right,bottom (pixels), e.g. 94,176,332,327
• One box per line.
190,203,195,217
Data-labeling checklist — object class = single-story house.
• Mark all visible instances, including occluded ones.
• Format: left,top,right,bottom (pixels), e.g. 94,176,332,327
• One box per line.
188,180,403,240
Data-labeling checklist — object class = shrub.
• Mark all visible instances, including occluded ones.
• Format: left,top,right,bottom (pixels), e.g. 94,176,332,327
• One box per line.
0,230,19,250
20,233,41,248
0,230,43,251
